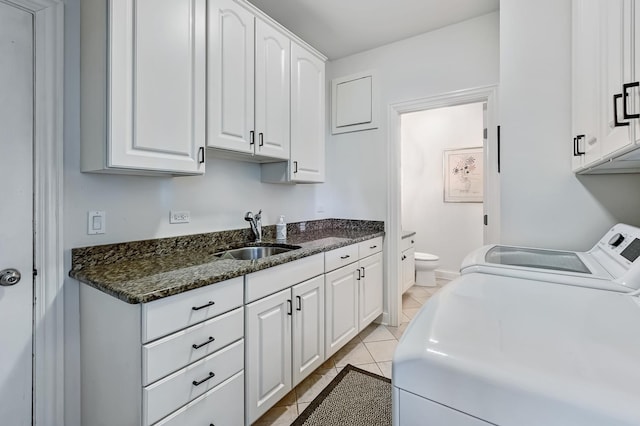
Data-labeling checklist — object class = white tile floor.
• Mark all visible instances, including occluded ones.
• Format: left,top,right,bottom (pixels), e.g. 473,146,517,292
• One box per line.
253,279,449,426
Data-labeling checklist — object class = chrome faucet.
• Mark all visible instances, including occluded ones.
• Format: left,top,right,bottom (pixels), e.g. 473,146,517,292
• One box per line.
244,209,262,242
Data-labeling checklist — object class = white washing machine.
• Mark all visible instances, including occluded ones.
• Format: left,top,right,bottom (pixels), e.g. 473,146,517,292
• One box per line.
392,273,640,426
460,223,640,292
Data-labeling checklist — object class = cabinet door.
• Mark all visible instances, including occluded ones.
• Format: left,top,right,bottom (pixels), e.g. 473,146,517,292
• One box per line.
359,252,383,330
109,0,206,174
245,289,292,424
325,263,359,358
601,0,634,156
255,19,290,160
572,0,602,171
401,248,415,294
292,276,325,386
290,41,325,182
207,0,255,154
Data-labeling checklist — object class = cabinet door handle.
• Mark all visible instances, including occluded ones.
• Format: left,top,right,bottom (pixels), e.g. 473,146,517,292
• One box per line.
192,336,215,350
192,372,215,386
410,240,414,244
287,299,292,315
361,266,365,278
573,136,578,156
296,295,301,311
614,93,630,127
623,82,640,119
576,134,585,155
259,132,264,147
250,130,255,145
340,254,350,259
401,255,406,260
198,147,205,164
293,161,298,173
356,268,361,280
192,301,215,311
369,245,377,249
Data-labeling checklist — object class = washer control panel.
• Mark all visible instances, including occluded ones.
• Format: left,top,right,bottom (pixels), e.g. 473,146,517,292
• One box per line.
596,224,640,267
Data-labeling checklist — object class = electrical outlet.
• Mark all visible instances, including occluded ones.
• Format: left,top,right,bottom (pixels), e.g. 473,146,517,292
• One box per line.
170,210,191,224
87,211,106,235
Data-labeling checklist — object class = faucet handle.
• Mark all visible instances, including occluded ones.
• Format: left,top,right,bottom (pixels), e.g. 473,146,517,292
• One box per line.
255,209,262,220
244,211,254,221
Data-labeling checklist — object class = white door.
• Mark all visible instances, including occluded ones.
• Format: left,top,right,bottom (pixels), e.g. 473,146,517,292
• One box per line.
245,289,292,424
0,3,34,424
325,264,359,358
290,41,325,182
255,18,290,160
359,252,383,330
292,276,324,386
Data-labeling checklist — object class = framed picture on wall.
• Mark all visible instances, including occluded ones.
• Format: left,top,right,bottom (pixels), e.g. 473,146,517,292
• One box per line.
443,147,483,203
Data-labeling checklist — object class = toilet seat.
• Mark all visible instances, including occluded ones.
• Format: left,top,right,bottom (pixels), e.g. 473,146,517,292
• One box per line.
415,252,439,261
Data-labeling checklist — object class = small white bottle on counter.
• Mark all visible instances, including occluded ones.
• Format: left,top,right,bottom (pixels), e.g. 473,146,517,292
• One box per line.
276,215,287,242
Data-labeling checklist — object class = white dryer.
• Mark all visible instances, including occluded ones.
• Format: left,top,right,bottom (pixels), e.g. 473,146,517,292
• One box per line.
460,223,640,292
392,273,640,426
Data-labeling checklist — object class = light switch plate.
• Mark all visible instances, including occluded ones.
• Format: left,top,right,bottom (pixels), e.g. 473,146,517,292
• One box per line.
87,211,106,235
170,210,191,224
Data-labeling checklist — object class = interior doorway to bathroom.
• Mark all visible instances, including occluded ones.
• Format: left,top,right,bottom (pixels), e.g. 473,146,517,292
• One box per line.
400,102,485,280
386,85,499,327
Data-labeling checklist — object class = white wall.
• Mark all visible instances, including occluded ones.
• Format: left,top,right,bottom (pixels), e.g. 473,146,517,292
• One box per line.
319,12,500,221
401,103,484,273
499,0,640,251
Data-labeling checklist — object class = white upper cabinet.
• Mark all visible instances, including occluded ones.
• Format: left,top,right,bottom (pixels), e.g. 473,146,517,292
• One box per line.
207,0,255,155
254,19,291,159
81,0,206,176
261,42,326,183
572,0,640,173
208,0,291,161
290,42,326,182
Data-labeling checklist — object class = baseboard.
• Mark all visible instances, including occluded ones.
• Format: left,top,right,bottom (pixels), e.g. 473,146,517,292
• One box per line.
435,270,460,281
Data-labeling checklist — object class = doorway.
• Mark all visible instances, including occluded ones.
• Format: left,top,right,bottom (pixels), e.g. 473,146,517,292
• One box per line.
401,102,485,279
386,86,499,326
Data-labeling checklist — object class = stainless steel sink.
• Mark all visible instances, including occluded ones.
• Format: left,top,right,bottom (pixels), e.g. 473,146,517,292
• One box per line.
213,244,300,260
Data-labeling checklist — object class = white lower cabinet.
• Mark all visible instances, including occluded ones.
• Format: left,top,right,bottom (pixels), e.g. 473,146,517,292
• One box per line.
324,237,384,358
401,236,416,294
79,277,245,426
245,274,325,424
325,263,360,358
358,252,384,330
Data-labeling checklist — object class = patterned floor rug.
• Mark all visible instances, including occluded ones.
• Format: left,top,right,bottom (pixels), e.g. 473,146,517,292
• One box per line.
290,364,392,426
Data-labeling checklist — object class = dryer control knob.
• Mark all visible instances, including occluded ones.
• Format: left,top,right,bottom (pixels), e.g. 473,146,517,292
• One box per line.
609,233,625,247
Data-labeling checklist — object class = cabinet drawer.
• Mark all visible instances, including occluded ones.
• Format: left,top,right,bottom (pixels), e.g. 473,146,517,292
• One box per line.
141,277,243,343
401,235,415,252
325,244,359,272
245,253,324,303
143,339,244,425
359,237,383,258
143,307,243,385
154,370,244,426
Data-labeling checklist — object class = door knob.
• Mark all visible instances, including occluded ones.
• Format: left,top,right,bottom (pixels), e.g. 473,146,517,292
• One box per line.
0,269,21,286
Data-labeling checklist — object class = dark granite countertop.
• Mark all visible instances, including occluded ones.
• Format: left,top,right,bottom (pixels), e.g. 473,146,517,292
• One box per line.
402,230,416,239
70,219,384,304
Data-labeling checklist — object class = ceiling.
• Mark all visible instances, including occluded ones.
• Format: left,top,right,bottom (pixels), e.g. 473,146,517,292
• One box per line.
247,0,500,60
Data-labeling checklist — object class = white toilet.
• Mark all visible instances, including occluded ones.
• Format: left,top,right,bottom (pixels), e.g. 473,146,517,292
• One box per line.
414,252,439,287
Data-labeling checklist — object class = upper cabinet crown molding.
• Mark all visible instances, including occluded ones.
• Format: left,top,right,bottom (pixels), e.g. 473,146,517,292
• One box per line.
81,0,206,176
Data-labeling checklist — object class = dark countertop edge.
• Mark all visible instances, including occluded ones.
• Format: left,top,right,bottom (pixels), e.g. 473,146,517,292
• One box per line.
71,230,385,304
402,230,416,239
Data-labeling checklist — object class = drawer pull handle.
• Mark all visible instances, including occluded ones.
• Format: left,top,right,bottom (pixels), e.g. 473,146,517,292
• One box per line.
192,336,215,349
340,255,350,259
192,372,215,386
369,245,377,249
411,240,414,244
192,301,215,311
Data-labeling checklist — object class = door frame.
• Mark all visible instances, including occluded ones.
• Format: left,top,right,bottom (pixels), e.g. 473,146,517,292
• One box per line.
385,85,499,326
3,0,65,424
